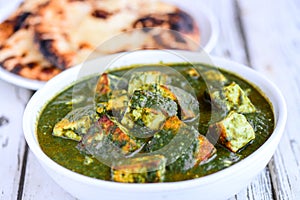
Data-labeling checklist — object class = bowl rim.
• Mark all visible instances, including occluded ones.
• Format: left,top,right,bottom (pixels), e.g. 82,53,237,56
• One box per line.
23,51,287,192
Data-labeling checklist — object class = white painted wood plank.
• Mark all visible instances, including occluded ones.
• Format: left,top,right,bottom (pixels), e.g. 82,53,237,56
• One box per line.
202,0,249,64
21,151,75,200
238,0,300,199
228,168,273,200
0,1,74,199
0,79,31,200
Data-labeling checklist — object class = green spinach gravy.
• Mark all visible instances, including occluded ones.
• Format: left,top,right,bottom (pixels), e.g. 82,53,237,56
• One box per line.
37,63,274,182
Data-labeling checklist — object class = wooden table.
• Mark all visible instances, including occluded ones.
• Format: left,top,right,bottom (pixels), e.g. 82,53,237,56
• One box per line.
1,0,299,199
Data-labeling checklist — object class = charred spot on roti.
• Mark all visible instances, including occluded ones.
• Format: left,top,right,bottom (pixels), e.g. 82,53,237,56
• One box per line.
10,64,22,74
91,9,112,19
79,42,92,49
133,15,165,29
27,62,38,69
168,10,195,34
133,9,196,34
34,35,65,69
0,12,31,42
13,12,31,32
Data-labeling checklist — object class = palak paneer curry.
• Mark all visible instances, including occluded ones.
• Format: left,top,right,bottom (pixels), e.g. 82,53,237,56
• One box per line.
36,63,274,183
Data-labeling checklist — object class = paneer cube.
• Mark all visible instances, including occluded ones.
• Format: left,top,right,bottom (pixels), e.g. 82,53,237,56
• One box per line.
78,115,143,156
96,89,128,116
141,108,167,131
194,135,217,164
144,116,183,152
95,73,111,96
95,73,127,98
209,111,255,152
53,105,98,141
111,155,166,183
165,85,199,121
202,70,228,87
128,71,168,95
145,116,216,172
167,133,216,172
121,90,177,135
136,84,199,121
53,118,88,141
210,82,256,113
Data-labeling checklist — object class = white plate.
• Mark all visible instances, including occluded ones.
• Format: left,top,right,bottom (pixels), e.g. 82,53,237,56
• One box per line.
0,1,218,90
0,67,45,90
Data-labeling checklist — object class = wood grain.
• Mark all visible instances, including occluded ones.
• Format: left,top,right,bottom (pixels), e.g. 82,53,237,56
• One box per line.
21,151,75,200
203,0,249,64
0,80,31,200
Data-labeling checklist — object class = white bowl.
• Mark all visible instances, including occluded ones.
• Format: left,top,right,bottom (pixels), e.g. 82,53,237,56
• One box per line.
23,50,286,200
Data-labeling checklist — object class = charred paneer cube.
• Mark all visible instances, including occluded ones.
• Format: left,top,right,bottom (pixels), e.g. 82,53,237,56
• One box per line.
128,71,168,95
209,111,255,152
194,135,217,164
53,105,98,141
95,73,127,99
146,116,216,172
165,85,199,121
95,73,111,96
136,84,199,121
78,115,143,156
210,82,256,114
111,155,166,183
96,89,129,117
121,90,177,134
167,132,216,172
144,116,182,152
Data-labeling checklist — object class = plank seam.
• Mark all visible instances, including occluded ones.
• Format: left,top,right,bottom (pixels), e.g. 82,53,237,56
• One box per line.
267,165,278,200
290,140,300,167
16,143,29,200
234,0,252,67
